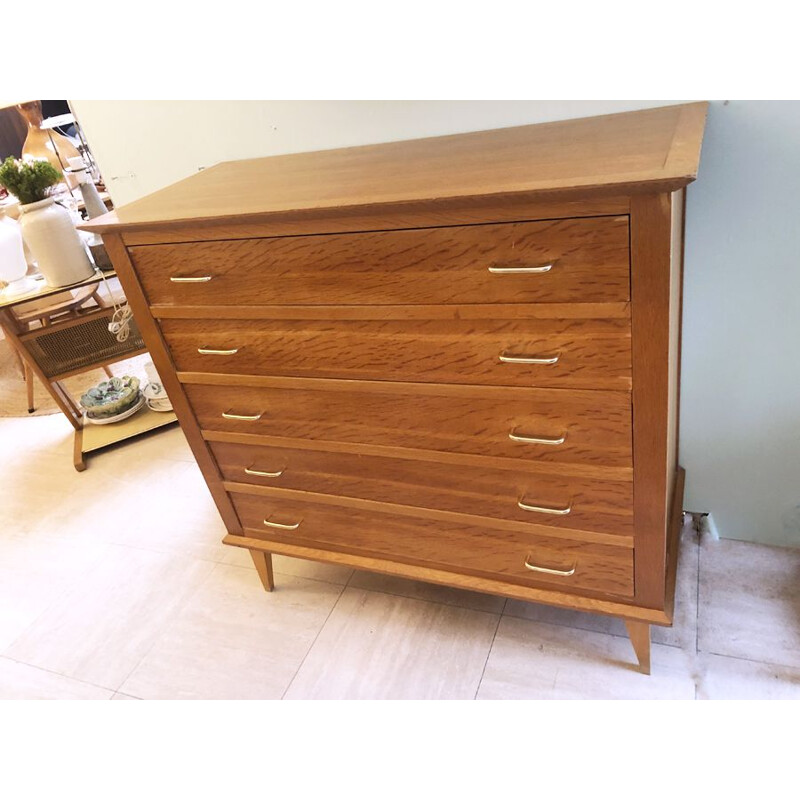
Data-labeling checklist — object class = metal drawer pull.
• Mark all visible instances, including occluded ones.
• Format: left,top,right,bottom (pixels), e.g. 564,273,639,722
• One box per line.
198,346,240,355
508,430,566,446
518,498,572,516
524,558,576,577
263,517,301,530
488,263,554,274
221,411,263,421
169,275,213,283
245,466,284,478
499,351,560,365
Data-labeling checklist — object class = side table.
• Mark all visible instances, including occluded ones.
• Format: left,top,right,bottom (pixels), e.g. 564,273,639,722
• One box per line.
0,270,177,470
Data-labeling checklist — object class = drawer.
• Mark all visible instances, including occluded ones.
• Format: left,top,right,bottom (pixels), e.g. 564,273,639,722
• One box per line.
131,216,630,307
212,441,633,536
162,315,631,391
229,492,634,597
186,380,632,468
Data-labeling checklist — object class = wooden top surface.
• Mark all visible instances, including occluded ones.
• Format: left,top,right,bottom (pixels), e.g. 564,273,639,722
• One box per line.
82,103,707,233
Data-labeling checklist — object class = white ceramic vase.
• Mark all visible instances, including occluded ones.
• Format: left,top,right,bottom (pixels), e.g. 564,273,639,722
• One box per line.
18,197,94,287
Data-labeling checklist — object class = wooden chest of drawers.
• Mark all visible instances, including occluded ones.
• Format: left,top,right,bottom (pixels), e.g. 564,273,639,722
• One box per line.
84,103,707,673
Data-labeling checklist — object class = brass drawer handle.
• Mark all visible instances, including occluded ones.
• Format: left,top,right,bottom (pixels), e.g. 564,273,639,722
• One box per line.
222,411,263,421
488,263,554,274
263,517,301,530
518,498,572,516
198,346,240,355
499,351,560,365
524,558,576,577
245,466,284,478
508,429,566,446
169,275,213,283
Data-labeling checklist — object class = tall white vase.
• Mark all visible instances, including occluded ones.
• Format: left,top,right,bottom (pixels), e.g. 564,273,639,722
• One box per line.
18,197,94,287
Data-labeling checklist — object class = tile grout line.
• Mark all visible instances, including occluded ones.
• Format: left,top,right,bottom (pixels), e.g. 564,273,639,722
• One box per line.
0,653,116,695
474,599,507,700
280,582,350,700
113,559,224,695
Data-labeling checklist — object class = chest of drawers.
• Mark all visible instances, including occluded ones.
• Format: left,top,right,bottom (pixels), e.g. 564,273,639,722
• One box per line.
85,103,707,673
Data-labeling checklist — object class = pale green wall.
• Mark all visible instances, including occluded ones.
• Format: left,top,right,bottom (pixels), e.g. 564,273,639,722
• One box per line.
680,100,800,546
70,99,800,546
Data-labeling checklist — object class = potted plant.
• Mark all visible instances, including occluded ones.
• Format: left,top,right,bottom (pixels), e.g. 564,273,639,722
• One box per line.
0,157,93,287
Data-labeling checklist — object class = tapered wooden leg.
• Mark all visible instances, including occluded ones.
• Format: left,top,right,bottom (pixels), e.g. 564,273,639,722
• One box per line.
250,549,274,592
102,365,113,378
73,426,87,472
25,363,35,413
625,620,651,674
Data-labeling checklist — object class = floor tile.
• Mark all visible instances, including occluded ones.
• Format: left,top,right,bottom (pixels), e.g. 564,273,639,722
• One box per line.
348,570,506,614
110,692,141,700
696,653,800,700
0,657,112,699
477,616,697,700
284,588,499,699
0,529,111,652
5,546,216,690
699,539,800,666
504,524,700,650
121,565,343,700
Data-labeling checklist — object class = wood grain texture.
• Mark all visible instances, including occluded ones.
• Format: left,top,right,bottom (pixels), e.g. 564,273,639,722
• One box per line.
151,302,632,321
100,233,243,534
228,492,634,597
80,103,706,234
223,532,671,624
211,440,633,536
116,197,631,245
225,479,631,547
182,379,633,469
160,315,632,391
630,193,675,609
130,217,630,308
202,429,634,482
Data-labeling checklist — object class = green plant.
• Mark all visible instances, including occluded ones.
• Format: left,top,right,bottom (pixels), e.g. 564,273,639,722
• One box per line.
0,157,62,204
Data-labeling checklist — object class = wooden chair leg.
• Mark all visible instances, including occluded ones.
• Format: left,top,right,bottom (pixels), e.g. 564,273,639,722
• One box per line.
249,549,275,592
625,620,651,674
10,342,26,378
25,363,35,413
102,365,113,378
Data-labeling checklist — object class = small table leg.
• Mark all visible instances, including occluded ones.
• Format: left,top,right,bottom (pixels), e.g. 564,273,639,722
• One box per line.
73,425,87,472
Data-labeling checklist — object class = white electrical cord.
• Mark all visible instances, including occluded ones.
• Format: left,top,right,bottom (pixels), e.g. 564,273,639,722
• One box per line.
96,268,133,342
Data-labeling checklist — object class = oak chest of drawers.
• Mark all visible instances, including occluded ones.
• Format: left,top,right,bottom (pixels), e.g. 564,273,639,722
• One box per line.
85,103,707,673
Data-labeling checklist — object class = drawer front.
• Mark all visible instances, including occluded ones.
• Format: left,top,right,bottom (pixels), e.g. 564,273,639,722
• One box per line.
162,316,632,391
212,441,633,536
230,492,634,597
186,381,632,468
131,216,630,307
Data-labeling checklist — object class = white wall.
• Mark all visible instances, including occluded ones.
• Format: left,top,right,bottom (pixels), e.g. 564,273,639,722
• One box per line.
69,101,679,207
70,99,800,547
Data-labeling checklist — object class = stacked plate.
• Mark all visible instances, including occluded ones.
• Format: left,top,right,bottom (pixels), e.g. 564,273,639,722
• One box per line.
143,380,173,412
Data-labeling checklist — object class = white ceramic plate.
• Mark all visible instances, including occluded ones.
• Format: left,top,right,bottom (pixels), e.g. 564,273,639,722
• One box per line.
84,393,145,425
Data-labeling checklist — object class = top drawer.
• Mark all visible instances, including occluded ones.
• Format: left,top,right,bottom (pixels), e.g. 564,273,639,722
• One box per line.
130,216,630,308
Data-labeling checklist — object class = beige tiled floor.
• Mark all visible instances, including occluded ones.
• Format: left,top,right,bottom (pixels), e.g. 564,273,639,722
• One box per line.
2,412,799,699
